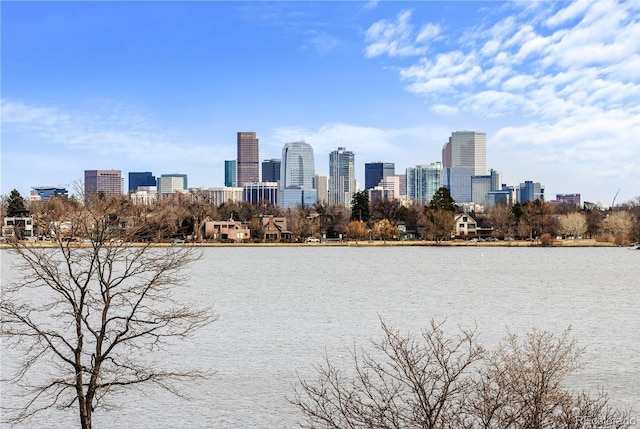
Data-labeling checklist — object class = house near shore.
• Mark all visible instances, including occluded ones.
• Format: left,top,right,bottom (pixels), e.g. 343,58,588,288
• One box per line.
203,220,250,243
454,213,478,237
453,213,494,238
260,216,292,242
2,214,36,240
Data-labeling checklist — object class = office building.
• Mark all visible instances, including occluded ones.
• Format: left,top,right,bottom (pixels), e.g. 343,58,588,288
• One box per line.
554,194,581,206
128,172,156,193
224,160,237,187
471,169,502,207
30,186,68,200
158,174,188,197
443,167,472,203
237,132,259,186
518,181,545,204
328,147,356,207
443,131,486,175
364,162,395,190
206,187,244,207
84,170,122,201
262,159,282,183
280,142,316,209
315,175,328,205
406,163,442,205
442,131,486,203
130,186,158,205
243,182,278,206
397,174,407,196
471,175,492,207
487,185,515,207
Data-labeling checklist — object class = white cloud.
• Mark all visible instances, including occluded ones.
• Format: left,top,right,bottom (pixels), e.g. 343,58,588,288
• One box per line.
545,0,591,28
304,31,338,54
364,9,440,58
363,0,640,203
1,99,224,166
430,104,458,116
502,75,536,92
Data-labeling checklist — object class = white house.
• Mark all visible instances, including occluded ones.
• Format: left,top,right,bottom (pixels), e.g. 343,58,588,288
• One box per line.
454,213,478,237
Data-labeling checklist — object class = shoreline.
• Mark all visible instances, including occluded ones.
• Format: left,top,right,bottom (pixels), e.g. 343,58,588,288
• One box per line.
0,239,620,249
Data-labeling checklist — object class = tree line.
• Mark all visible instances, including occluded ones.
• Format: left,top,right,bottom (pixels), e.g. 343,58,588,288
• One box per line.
2,188,639,244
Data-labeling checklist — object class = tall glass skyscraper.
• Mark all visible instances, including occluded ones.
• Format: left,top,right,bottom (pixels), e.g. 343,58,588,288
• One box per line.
328,147,355,207
280,141,316,209
406,162,442,204
237,132,259,186
224,160,237,187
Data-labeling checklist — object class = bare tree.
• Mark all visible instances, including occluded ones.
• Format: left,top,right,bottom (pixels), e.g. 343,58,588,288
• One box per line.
293,322,632,429
291,319,484,429
558,212,588,239
469,328,631,429
486,204,516,238
602,211,635,243
1,198,217,429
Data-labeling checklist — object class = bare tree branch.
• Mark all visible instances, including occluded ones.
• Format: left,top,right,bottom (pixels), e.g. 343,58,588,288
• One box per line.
1,198,217,429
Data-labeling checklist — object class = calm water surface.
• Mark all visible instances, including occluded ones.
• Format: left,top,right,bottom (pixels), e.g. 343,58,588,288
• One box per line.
2,246,639,428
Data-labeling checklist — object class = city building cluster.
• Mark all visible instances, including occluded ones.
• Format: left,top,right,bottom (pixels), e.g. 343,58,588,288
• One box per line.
31,131,580,211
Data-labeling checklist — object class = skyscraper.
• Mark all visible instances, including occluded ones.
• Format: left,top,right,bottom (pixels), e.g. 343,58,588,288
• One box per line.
84,170,122,201
224,160,237,187
237,132,259,186
442,131,487,203
262,159,282,183
280,141,316,209
328,147,356,207
314,175,328,204
128,172,156,193
406,163,442,204
364,162,395,190
443,131,486,175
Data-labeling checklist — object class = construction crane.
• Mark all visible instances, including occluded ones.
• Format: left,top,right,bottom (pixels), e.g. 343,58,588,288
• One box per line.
611,188,620,208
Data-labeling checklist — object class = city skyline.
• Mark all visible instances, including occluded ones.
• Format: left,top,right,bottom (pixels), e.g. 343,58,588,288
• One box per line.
2,1,639,205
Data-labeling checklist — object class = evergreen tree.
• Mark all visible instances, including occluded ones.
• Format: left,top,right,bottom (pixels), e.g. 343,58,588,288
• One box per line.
429,187,456,212
350,190,370,222
7,189,27,217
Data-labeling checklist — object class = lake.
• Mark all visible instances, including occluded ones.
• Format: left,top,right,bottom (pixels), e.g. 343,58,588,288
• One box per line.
1,246,639,428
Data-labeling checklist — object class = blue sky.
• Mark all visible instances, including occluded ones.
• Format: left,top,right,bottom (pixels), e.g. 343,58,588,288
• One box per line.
2,1,639,205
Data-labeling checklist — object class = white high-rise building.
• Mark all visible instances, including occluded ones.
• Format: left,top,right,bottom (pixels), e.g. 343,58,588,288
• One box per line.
328,147,355,207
